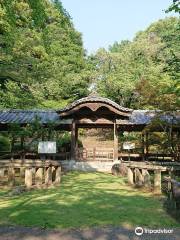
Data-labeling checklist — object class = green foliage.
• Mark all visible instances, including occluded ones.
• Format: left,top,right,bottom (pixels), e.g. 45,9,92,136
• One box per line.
0,0,89,109
0,2,179,112
91,17,179,110
0,135,10,151
57,132,71,151
166,0,180,13
7,118,58,153
145,113,180,158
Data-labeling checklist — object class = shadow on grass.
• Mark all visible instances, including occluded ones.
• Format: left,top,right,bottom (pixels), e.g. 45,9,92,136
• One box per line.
0,171,179,229
163,198,180,223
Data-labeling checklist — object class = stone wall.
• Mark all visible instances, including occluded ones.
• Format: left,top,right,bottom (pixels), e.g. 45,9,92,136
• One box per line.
61,160,118,173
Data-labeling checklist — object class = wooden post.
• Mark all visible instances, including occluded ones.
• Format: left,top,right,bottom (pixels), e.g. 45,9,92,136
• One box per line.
75,126,78,159
0,168,4,180
20,167,25,179
145,132,149,160
45,167,52,185
127,168,134,185
71,121,76,160
154,170,161,194
20,136,25,159
134,168,143,186
8,167,15,187
142,133,145,160
25,168,33,188
93,147,96,161
55,166,61,184
35,167,43,185
11,137,15,160
114,122,118,160
142,169,151,188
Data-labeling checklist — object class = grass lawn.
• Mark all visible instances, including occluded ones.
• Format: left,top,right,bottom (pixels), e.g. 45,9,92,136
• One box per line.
0,171,179,229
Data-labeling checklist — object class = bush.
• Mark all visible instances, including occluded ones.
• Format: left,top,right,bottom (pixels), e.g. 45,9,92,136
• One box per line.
57,132,83,152
57,132,71,152
0,136,11,152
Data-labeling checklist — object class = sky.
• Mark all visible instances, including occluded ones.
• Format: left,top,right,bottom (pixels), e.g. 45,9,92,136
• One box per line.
61,0,177,54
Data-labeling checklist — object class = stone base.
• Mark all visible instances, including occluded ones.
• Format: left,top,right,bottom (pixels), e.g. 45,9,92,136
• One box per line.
61,160,119,172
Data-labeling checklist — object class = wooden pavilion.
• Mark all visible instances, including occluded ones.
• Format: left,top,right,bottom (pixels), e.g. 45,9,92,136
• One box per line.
0,95,179,163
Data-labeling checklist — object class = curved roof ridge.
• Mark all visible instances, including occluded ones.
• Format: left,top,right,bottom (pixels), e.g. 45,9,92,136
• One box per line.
58,96,133,113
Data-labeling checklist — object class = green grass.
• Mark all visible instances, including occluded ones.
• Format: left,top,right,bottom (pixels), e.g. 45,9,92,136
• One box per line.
0,171,179,229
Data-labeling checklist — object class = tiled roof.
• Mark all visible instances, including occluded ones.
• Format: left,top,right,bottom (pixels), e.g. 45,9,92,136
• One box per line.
130,110,180,125
58,96,133,113
0,110,59,124
0,109,179,126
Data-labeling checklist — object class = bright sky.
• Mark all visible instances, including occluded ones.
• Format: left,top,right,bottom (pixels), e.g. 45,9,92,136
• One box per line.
61,0,177,54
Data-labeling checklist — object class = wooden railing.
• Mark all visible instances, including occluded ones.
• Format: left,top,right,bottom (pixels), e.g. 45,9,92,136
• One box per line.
118,152,174,161
76,148,114,161
0,159,61,188
0,151,71,161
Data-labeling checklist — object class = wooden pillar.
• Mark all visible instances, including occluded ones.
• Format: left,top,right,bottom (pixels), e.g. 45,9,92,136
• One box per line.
35,167,43,185
55,166,61,184
75,126,78,159
134,168,143,186
142,133,145,160
71,121,76,160
20,167,25,179
25,168,33,188
11,137,15,160
145,132,149,160
45,166,52,185
8,167,15,187
128,168,134,185
114,122,118,160
154,170,161,194
0,168,4,179
142,169,151,188
75,127,78,148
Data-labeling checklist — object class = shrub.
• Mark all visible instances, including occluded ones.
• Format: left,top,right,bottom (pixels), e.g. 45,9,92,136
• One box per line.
0,136,11,152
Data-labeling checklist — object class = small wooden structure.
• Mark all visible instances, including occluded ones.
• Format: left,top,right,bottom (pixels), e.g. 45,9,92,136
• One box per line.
0,95,179,189
0,95,179,162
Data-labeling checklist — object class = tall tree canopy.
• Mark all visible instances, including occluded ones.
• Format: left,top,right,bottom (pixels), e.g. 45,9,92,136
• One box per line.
0,0,89,109
90,17,179,110
0,1,179,111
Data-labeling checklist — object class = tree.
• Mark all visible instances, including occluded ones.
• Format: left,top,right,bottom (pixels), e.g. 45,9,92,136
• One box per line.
166,0,180,14
0,0,89,109
91,17,179,110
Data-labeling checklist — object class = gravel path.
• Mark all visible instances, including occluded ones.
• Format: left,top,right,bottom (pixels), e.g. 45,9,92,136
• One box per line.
0,226,179,240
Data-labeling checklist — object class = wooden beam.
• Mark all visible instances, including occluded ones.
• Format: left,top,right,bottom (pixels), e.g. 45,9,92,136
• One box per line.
76,118,114,125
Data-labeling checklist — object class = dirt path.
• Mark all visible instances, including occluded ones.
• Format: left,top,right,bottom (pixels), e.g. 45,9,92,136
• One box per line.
0,226,179,240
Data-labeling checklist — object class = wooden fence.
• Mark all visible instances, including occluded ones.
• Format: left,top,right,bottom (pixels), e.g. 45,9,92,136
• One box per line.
0,159,61,188
76,147,114,161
